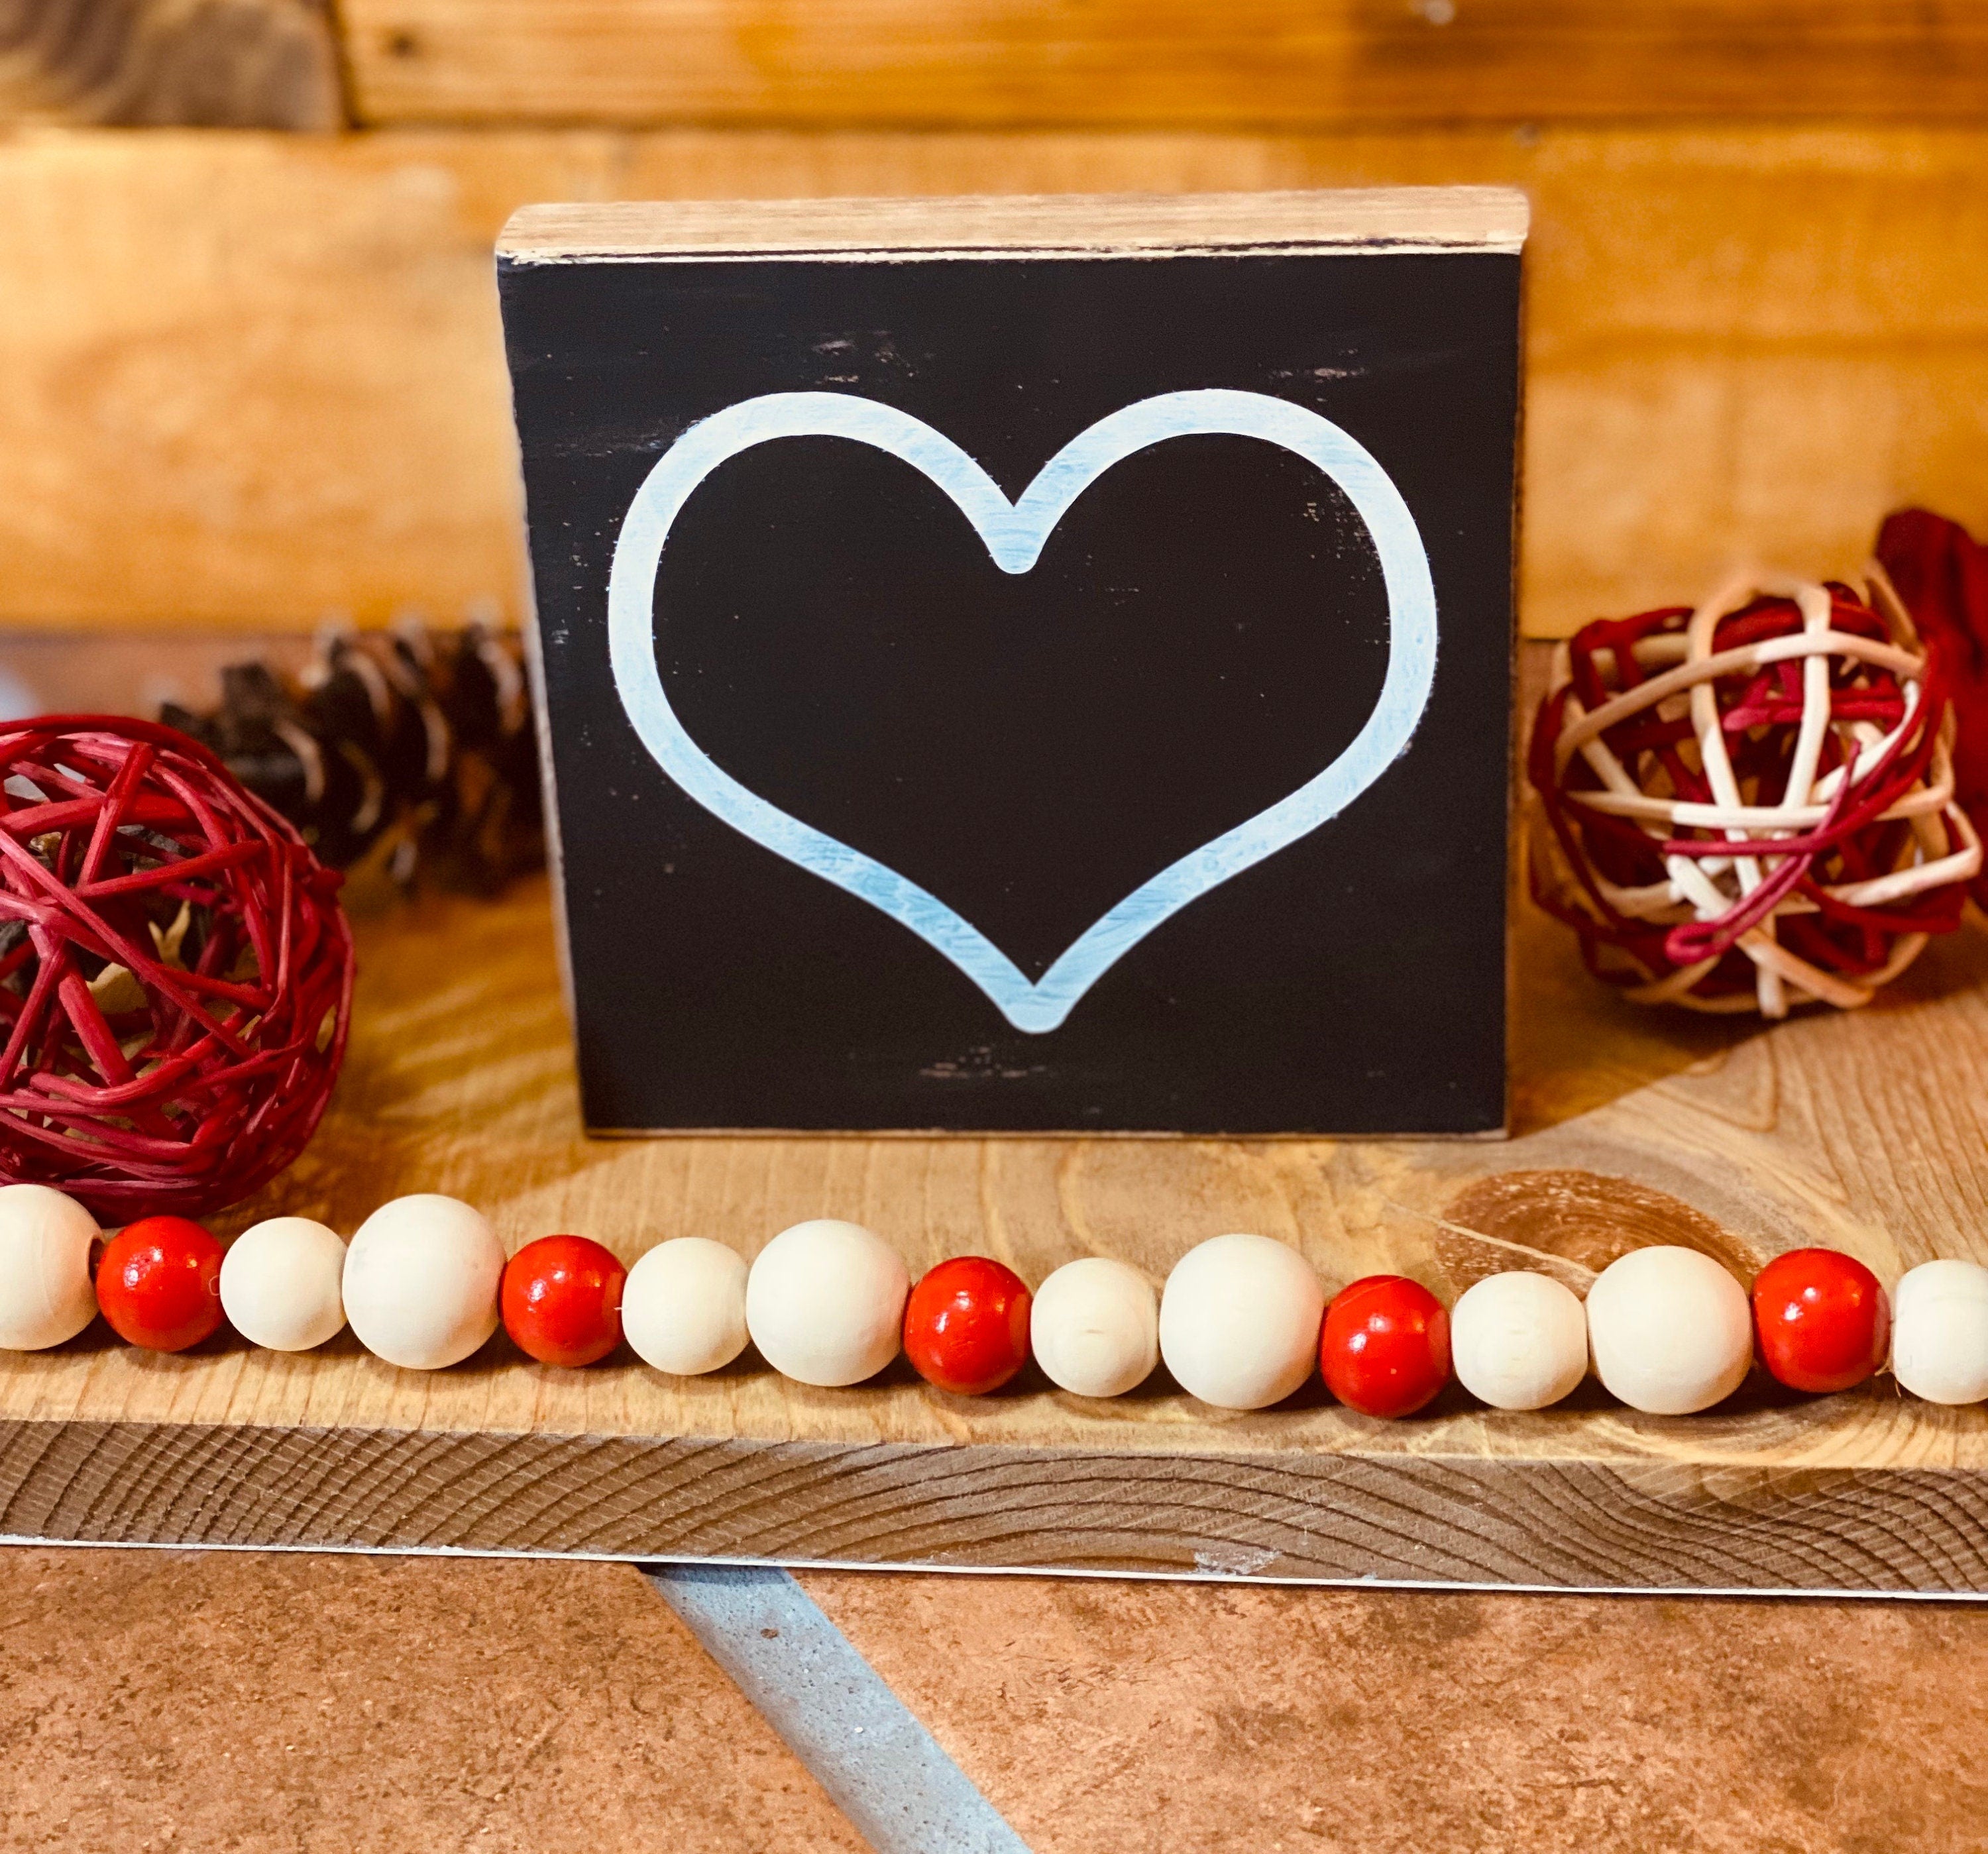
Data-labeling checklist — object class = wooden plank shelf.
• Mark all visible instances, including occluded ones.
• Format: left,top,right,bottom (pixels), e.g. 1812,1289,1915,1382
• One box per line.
5,871,1988,1589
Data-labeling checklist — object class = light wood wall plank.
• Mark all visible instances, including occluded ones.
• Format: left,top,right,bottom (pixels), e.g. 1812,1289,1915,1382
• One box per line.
335,0,1988,130
3,124,1987,634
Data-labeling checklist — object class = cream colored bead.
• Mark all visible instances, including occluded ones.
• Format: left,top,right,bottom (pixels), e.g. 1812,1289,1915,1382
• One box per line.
1030,1256,1160,1398
745,1219,909,1388
1158,1233,1325,1411
1892,1259,1988,1405
0,1183,98,1351
1585,1245,1751,1415
1451,1270,1589,1411
219,1217,347,1352
622,1237,749,1376
342,1194,504,1370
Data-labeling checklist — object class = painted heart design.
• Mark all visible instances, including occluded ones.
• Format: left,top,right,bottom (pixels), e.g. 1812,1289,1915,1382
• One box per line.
608,388,1437,1034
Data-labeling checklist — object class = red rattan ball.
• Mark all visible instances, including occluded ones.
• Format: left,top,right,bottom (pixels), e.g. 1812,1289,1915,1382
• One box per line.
0,716,354,1221
1529,574,1980,1016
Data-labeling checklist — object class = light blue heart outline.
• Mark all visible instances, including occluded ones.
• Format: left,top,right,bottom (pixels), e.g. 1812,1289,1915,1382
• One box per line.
608,388,1437,1034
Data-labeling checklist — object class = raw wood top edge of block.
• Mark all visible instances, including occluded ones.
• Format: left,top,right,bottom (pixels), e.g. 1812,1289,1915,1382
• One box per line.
496,186,1531,264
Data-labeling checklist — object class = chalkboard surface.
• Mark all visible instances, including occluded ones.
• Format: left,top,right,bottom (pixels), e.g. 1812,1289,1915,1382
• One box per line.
498,191,1524,1135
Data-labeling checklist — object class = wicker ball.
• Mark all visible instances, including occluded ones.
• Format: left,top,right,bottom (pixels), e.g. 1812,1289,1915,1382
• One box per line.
1529,573,1981,1016
0,716,353,1219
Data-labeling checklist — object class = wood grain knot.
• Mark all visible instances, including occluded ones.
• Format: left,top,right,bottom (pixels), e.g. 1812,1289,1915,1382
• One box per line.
1439,1168,1764,1293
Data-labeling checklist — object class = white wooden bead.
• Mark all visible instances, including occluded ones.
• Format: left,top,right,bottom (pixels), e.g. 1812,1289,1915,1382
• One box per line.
1584,1245,1751,1415
1450,1270,1588,1411
1158,1233,1325,1411
219,1217,347,1352
341,1194,504,1370
1030,1257,1159,1398
0,1183,98,1351
746,1219,909,1388
622,1237,749,1376
1892,1259,1988,1405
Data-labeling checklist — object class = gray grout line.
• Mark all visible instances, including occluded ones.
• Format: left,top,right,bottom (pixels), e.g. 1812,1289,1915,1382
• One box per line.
644,1562,1035,1854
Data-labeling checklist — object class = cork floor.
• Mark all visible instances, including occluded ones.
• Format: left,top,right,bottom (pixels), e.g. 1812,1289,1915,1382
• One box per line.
3,1549,1986,1853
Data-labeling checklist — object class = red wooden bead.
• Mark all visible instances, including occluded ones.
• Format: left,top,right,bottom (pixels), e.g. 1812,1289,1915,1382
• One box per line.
501,1234,627,1368
1321,1275,1451,1419
903,1256,1032,1395
95,1215,225,1352
1751,1248,1890,1393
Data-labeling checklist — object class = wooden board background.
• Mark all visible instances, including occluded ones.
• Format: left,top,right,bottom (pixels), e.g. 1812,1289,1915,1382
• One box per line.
4,123,1988,637
337,1,1988,129
4,734,1988,1589
0,0,341,128
4,6,1988,635
18,2,1988,133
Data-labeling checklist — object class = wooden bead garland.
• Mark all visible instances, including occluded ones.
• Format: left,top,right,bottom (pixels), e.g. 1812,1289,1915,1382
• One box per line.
621,1236,749,1376
1158,1233,1325,1411
1030,1256,1160,1399
903,1256,1033,1395
95,1215,225,1352
0,1181,99,1350
1750,1247,1890,1394
6,1182,1988,1419
1529,574,1979,1016
1892,1260,1988,1407
217,1215,347,1352
341,1193,505,1370
1320,1274,1451,1418
744,1219,910,1388
500,1233,627,1368
1449,1270,1588,1411
1586,1246,1753,1415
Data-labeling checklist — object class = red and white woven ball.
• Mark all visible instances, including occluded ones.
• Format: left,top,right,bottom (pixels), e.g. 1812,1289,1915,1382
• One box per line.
1529,572,1981,1016
0,716,354,1219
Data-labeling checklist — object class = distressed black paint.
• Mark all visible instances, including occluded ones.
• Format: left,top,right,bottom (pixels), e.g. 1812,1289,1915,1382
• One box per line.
499,241,1519,1133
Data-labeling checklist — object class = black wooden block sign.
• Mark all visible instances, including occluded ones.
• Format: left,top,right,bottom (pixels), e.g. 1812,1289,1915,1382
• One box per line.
497,189,1525,1136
